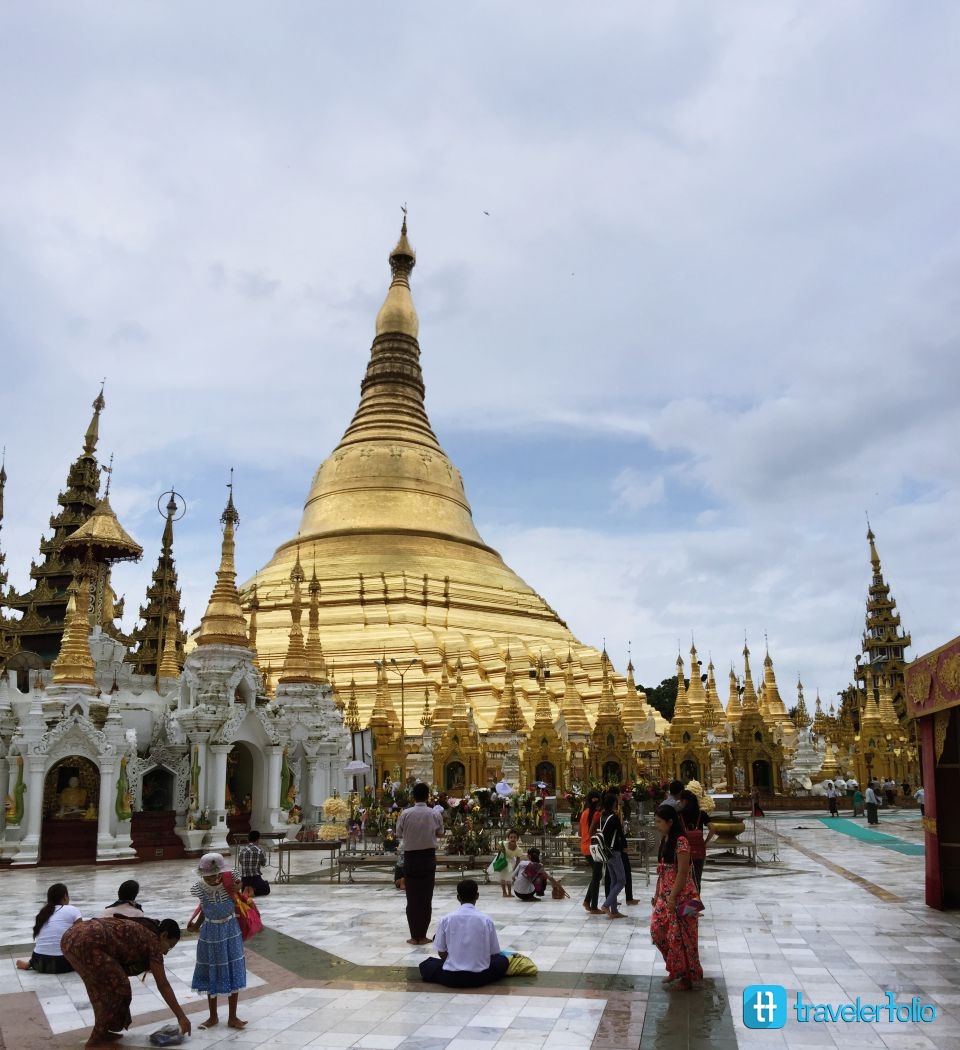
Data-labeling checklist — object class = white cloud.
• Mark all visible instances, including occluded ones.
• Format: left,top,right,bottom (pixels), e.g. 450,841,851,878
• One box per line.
611,469,666,513
1,2,959,697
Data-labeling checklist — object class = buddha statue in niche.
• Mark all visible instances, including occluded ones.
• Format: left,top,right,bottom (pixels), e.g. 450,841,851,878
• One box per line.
58,775,88,817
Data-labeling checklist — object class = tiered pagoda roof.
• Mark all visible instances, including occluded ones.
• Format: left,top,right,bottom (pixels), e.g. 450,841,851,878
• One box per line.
129,492,187,678
3,388,108,666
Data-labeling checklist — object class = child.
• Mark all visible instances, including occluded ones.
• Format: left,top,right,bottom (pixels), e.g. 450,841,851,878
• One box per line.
498,830,523,897
512,847,560,901
191,853,247,1031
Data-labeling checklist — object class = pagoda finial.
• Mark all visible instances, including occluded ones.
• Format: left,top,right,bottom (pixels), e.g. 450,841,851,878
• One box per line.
101,453,114,497
196,472,249,648
0,447,6,532
83,382,106,456
866,517,881,572
375,210,418,339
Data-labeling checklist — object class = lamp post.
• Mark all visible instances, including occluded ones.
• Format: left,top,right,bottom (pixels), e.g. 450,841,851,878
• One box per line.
378,657,417,784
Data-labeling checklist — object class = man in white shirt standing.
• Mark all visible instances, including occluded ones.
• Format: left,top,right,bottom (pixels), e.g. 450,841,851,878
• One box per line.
396,781,445,944
419,880,508,988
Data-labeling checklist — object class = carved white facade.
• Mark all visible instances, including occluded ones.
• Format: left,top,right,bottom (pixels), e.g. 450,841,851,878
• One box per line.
0,625,351,866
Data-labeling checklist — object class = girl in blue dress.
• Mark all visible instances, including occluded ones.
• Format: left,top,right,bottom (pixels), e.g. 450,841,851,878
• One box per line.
192,853,247,1030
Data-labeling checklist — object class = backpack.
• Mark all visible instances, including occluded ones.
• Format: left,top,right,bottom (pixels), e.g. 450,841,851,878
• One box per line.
589,815,612,864
679,814,706,861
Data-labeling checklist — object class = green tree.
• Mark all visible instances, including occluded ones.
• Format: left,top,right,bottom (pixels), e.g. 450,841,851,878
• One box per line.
639,676,684,723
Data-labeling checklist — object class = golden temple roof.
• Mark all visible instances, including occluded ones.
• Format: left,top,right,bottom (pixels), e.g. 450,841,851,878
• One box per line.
62,493,143,563
241,222,643,731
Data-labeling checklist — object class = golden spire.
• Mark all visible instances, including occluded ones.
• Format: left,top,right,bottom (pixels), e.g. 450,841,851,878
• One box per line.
740,642,760,711
0,447,6,525
431,654,454,726
345,677,361,732
672,651,690,720
531,659,554,729
419,685,433,728
557,648,589,734
491,647,524,732
704,658,725,728
867,521,881,574
793,678,811,728
279,547,312,683
597,649,618,716
196,474,249,648
620,654,643,729
83,383,106,456
246,582,261,669
726,666,743,723
451,657,469,722
761,645,790,725
51,576,96,688
370,657,399,726
686,641,706,721
158,610,180,680
290,218,488,553
305,563,327,680
375,209,418,339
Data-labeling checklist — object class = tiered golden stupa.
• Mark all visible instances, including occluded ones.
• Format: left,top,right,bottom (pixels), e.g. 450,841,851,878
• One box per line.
241,220,640,757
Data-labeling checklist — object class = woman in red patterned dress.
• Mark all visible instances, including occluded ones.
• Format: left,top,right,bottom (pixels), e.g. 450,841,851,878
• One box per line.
649,803,703,990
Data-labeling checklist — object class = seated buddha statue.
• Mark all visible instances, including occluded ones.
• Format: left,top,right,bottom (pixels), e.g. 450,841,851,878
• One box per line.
57,776,88,817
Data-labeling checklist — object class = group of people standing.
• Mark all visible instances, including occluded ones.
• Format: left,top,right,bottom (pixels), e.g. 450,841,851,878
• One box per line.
14,845,265,1049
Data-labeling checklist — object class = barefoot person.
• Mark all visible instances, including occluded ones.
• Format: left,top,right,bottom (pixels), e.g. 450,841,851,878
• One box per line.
60,916,190,1049
16,883,82,973
395,781,444,944
650,804,703,990
419,879,509,987
191,853,247,1030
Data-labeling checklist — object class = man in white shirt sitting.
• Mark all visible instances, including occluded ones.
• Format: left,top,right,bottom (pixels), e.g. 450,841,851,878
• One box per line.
419,879,509,988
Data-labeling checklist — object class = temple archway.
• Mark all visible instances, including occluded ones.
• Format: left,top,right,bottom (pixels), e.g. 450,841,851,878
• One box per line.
752,759,772,790
141,766,175,811
445,761,466,791
41,755,99,866
535,761,556,792
227,743,254,814
681,759,700,782
602,760,622,784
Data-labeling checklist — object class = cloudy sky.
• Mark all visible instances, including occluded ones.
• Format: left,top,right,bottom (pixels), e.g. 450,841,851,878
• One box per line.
1,2,958,702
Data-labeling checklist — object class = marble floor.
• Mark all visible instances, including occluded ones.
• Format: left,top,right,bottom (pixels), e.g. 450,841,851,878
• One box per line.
1,809,956,1050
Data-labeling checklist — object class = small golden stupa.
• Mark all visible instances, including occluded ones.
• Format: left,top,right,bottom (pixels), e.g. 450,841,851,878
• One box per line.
242,219,643,737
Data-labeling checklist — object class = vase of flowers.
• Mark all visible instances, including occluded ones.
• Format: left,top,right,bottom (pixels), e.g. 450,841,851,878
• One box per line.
320,795,350,842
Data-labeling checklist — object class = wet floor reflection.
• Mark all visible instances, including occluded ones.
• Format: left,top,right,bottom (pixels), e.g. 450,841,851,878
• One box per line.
640,976,738,1050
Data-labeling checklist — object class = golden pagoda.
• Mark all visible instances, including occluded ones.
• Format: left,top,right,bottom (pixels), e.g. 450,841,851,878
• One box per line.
240,219,646,781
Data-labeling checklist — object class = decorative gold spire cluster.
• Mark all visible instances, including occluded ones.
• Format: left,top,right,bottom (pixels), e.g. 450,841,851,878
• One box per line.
196,480,250,648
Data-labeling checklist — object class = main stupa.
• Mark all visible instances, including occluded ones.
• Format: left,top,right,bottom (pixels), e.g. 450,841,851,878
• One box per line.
241,220,648,736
